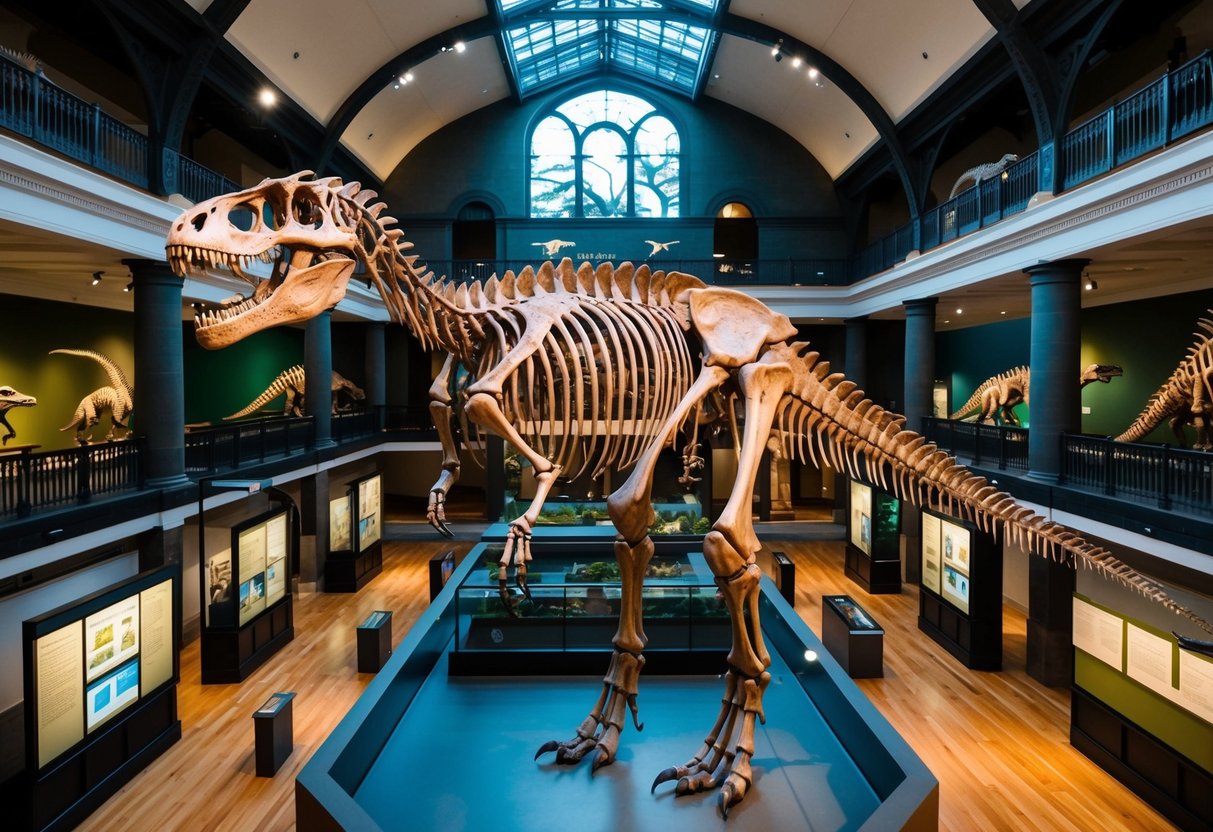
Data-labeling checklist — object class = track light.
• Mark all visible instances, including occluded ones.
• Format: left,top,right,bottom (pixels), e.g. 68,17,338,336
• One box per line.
771,39,782,59
808,67,819,79
258,88,277,107
124,281,133,293
454,41,466,53
91,271,103,286
1085,278,1098,291
791,56,801,68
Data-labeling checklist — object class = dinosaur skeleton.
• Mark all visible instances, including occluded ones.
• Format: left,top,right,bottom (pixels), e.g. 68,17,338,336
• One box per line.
167,172,1213,818
1116,312,1213,449
949,153,1019,199
950,363,1122,426
0,384,36,445
224,365,365,420
50,349,134,443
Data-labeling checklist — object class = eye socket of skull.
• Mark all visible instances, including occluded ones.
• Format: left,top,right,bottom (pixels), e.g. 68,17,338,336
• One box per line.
292,190,323,229
227,202,258,233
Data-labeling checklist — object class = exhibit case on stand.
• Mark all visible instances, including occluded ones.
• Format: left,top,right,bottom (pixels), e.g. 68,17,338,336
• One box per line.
326,472,383,592
844,478,902,593
917,507,1002,670
200,507,293,683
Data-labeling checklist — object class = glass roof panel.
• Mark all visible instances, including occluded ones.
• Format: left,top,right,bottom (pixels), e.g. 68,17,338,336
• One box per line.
498,1,718,98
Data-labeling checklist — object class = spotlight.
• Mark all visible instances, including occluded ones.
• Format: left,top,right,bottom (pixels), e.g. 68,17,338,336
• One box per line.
712,252,726,259
124,281,133,293
771,39,782,58
258,88,277,107
803,649,818,663
454,41,466,53
808,67,819,79
1085,278,1098,291
91,271,103,286
791,56,801,68
398,71,414,85
956,307,963,314
774,52,782,63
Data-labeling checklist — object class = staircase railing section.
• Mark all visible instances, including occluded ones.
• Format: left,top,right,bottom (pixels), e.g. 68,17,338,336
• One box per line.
0,52,237,202
1060,434,1213,516
0,439,144,519
921,417,1028,471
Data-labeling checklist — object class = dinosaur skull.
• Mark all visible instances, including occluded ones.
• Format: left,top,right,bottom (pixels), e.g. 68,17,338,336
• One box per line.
166,173,357,349
1082,363,1124,384
0,385,36,411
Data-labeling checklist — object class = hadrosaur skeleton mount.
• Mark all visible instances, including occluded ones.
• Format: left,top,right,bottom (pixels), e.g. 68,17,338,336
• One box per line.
224,365,365,420
950,363,1122,425
1115,311,1213,449
166,173,1213,817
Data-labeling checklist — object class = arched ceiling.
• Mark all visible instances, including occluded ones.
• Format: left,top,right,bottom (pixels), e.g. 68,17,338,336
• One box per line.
191,0,1037,181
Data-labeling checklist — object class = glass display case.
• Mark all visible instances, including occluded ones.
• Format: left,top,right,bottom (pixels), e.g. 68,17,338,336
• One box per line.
845,478,902,593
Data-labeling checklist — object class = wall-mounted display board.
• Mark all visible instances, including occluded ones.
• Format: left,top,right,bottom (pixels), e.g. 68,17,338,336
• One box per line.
917,508,1001,670
23,564,180,832
201,508,293,684
326,473,384,593
1070,594,1213,830
844,478,902,593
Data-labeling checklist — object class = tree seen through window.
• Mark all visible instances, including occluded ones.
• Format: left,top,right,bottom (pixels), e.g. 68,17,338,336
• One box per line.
530,90,679,218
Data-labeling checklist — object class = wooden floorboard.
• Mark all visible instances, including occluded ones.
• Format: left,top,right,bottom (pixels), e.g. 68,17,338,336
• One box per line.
75,532,1177,831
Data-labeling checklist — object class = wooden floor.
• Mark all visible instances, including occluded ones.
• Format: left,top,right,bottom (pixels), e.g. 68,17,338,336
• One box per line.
77,531,1177,832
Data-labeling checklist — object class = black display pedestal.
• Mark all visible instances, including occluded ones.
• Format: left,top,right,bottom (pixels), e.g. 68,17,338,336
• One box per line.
201,599,294,684
357,611,393,673
772,551,796,605
844,546,902,594
325,541,382,593
253,691,295,777
821,595,884,678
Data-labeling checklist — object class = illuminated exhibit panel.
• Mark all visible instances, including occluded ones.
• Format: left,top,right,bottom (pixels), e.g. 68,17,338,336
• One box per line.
24,566,180,831
357,473,381,551
845,479,901,594
330,493,352,552
327,472,384,593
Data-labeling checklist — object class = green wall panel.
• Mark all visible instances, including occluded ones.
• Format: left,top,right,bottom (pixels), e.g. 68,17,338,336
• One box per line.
182,324,304,425
0,295,135,451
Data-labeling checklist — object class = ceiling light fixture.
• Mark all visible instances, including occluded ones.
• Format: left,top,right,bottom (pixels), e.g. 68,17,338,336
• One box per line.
454,41,466,53
712,252,725,259
808,67,818,79
124,281,132,293
258,88,277,107
956,307,963,314
1085,278,1098,291
791,56,801,68
91,271,103,286
771,39,783,60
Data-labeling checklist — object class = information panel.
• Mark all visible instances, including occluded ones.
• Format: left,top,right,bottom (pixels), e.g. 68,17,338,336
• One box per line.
921,511,972,614
140,579,173,696
238,522,269,626
84,596,139,683
86,659,139,731
1072,596,1125,670
330,494,351,552
921,512,942,595
849,479,872,556
264,513,288,607
358,474,382,551
34,622,84,768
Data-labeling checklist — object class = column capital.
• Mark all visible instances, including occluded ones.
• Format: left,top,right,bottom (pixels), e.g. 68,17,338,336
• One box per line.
902,297,938,316
124,258,183,288
1023,258,1089,285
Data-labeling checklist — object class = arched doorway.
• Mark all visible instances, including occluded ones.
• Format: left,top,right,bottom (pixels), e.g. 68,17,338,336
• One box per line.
452,201,497,268
713,202,757,278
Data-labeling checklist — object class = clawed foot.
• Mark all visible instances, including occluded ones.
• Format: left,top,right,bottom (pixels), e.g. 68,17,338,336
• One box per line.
651,669,770,819
498,519,533,614
426,489,454,537
536,650,644,772
678,442,705,486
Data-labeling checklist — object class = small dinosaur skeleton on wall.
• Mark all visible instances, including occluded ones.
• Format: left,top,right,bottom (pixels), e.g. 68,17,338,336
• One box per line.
167,173,1213,818
50,349,134,444
223,365,365,420
0,384,36,445
950,363,1122,425
949,153,1019,199
1116,311,1213,449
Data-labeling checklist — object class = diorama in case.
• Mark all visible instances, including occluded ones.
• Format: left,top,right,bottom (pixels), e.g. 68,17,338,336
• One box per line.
22,564,181,832
844,478,902,593
918,507,1002,669
200,507,293,683
326,472,383,592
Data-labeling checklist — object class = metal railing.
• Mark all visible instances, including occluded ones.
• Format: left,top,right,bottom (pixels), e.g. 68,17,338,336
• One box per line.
0,439,144,519
1061,434,1213,517
426,257,850,287
921,417,1029,471
857,50,1213,277
0,52,237,202
184,416,315,474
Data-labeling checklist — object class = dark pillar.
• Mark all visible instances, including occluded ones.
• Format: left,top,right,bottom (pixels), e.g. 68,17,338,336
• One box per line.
1024,259,1085,483
126,258,188,487
1027,555,1075,686
844,316,868,392
305,310,336,449
300,470,330,591
902,298,937,433
364,322,387,406
756,448,772,522
485,436,505,522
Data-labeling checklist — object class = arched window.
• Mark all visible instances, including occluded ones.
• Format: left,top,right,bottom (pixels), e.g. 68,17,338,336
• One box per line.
529,90,680,218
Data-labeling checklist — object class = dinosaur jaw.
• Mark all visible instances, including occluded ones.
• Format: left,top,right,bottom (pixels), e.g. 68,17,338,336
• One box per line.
0,397,36,411
192,255,355,350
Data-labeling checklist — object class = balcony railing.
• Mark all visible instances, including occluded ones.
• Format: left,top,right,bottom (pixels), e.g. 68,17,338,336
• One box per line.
921,418,1028,471
1060,434,1213,517
856,50,1213,277
0,439,144,519
0,52,238,202
427,257,850,287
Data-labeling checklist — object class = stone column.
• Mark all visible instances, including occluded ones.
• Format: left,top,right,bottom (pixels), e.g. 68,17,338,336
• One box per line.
1024,259,1085,483
305,309,335,449
126,258,188,487
485,435,505,522
902,298,938,432
844,316,868,392
300,470,330,591
1027,554,1075,686
364,322,387,412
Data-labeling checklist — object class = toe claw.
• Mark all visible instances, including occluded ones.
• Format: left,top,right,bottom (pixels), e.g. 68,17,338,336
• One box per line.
591,748,611,773
535,740,561,760
651,767,679,793
436,520,454,538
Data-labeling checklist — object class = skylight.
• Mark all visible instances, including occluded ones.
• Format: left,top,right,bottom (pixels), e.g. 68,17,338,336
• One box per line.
496,0,721,97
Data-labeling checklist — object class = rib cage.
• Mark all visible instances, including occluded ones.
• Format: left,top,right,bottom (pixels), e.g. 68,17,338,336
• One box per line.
772,343,1212,633
1116,315,1213,442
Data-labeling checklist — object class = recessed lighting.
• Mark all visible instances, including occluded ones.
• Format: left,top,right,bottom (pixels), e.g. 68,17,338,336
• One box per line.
1000,310,1007,315
712,253,725,259
943,319,951,324
454,41,466,53
804,649,818,663
258,88,277,107
808,67,818,79
955,307,963,314
791,56,802,68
